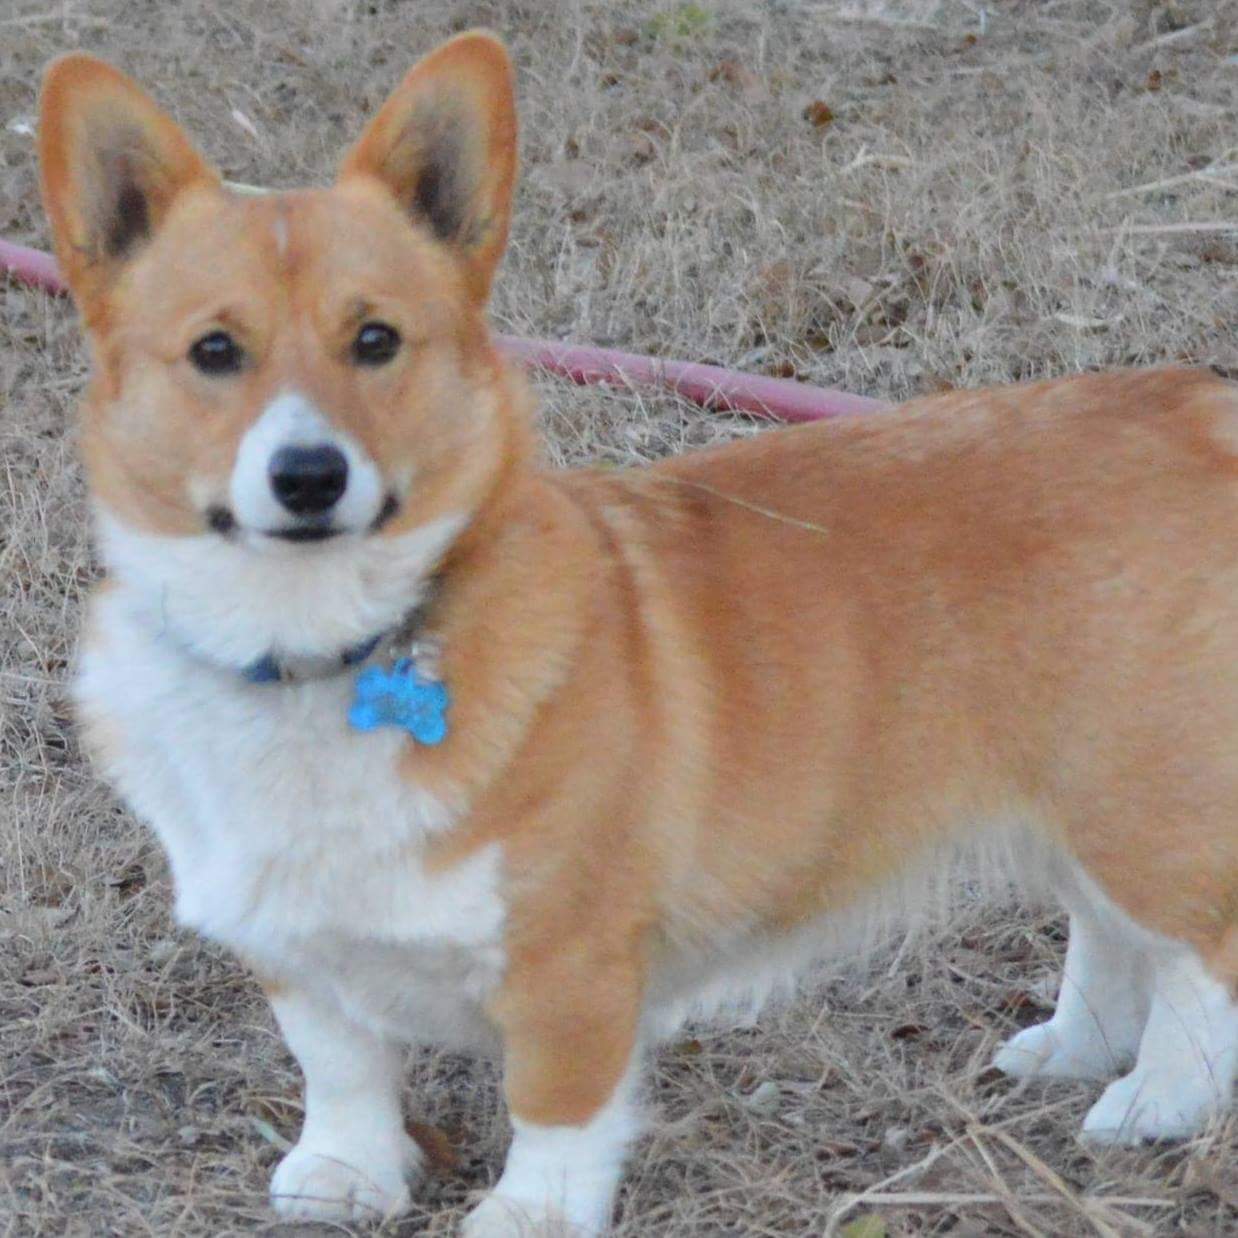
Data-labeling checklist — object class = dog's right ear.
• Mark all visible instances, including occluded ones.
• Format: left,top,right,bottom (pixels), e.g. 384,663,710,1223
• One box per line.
38,55,219,318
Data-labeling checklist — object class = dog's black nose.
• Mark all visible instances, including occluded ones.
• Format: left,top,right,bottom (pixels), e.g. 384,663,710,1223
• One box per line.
269,444,348,516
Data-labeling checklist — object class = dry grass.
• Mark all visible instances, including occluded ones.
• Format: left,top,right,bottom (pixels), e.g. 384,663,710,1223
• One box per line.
2,1,1237,1234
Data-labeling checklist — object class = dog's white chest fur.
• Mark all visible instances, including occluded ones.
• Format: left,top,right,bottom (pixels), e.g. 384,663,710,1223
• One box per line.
77,586,505,1048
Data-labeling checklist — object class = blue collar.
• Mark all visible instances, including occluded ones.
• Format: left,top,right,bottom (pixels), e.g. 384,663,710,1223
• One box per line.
238,616,451,746
181,582,449,742
241,632,383,684
237,587,437,686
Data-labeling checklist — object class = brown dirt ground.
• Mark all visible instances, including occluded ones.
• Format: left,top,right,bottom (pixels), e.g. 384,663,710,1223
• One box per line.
2,1,1236,1235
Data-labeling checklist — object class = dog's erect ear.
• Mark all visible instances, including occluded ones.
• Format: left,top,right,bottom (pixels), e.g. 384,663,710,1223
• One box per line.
39,54,219,316
339,31,517,304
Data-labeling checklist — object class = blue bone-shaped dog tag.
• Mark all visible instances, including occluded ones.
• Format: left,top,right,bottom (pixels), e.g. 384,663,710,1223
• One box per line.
348,658,450,745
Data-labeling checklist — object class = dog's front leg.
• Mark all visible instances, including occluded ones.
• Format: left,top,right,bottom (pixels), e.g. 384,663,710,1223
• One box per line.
265,982,421,1223
463,947,645,1237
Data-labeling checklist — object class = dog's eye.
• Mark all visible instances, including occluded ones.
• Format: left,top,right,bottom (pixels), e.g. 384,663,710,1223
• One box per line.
352,322,401,367
189,330,244,376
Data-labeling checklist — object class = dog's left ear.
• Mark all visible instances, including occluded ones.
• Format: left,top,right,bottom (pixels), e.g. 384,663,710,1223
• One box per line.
339,31,517,305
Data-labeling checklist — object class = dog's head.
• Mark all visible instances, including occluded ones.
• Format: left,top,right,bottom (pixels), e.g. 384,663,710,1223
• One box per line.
40,33,526,667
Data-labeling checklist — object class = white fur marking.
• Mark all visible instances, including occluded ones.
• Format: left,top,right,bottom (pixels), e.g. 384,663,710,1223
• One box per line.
269,987,419,1222
79,505,502,1009
78,577,500,938
995,904,1149,1081
230,390,385,534
1082,944,1237,1143
79,532,510,1210
95,507,465,665
462,1070,642,1237
991,864,1236,1143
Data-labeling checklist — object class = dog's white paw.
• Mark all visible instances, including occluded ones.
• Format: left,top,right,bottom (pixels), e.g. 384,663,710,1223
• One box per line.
270,1135,419,1223
1081,1069,1223,1145
461,1193,587,1237
994,1022,1128,1082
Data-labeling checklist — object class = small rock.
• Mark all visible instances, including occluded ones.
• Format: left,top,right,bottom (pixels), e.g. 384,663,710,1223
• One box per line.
741,1080,782,1114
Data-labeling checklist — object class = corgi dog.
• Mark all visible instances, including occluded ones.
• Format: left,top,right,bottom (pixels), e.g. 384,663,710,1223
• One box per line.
39,30,1237,1237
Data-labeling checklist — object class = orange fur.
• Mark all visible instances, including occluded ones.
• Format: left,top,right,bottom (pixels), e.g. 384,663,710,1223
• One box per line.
426,367,1238,1123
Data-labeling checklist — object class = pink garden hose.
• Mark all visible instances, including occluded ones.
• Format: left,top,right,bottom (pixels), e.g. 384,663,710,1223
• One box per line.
1,237,887,423
0,237,63,294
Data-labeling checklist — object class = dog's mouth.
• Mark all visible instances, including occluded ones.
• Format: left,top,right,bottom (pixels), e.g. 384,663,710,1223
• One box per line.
268,524,341,543
205,493,400,544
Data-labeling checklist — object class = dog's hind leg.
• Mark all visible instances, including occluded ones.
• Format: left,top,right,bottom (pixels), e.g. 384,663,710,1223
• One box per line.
994,887,1150,1082
1081,938,1237,1143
